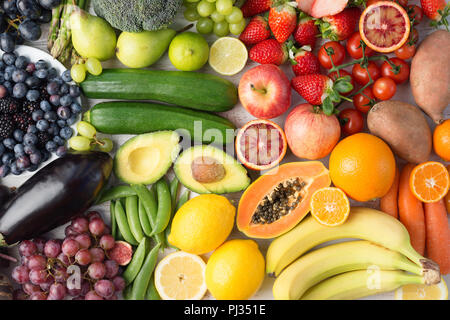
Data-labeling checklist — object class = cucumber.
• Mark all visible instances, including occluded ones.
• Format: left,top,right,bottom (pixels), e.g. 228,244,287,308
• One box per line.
80,69,238,112
84,101,236,145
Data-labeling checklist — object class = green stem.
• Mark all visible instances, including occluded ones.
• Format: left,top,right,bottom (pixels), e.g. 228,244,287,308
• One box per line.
47,3,63,50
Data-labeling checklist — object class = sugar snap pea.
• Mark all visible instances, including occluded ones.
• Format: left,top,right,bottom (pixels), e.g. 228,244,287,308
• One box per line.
165,190,191,250
130,243,161,300
110,200,117,240
169,177,180,209
138,198,152,237
114,200,138,246
151,178,172,236
122,285,132,300
125,195,144,243
123,237,149,286
131,184,158,229
96,185,137,204
145,275,161,300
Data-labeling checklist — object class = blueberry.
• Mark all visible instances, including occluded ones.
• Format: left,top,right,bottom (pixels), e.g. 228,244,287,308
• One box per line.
5,65,15,74
46,81,59,95
3,81,12,93
2,152,14,165
25,76,40,88
12,83,27,99
45,140,57,152
61,70,72,82
2,52,16,65
32,110,44,122
0,73,5,83
59,83,69,95
59,126,73,140
57,106,71,120
23,133,38,146
47,123,59,136
47,67,57,79
0,164,10,177
27,124,38,134
16,155,30,170
53,135,65,146
41,150,50,162
59,94,72,107
0,61,5,71
26,63,36,74
14,143,25,156
3,70,12,82
56,146,67,157
10,162,23,175
56,119,66,128
12,69,27,83
70,102,82,114
44,111,57,122
35,60,47,70
36,119,49,131
15,56,29,69
29,151,42,165
40,100,52,112
26,89,40,102
0,143,4,156
49,94,60,106
13,129,24,142
3,138,16,149
66,114,78,126
24,144,37,155
69,85,80,97
34,69,48,79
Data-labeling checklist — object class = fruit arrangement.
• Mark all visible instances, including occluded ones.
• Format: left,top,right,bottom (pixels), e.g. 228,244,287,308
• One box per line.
0,0,449,302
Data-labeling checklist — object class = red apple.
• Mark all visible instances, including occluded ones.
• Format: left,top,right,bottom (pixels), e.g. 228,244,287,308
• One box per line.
284,103,341,160
238,64,291,119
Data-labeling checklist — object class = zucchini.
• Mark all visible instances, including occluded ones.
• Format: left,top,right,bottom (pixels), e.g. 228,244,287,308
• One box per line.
84,101,236,145
80,69,238,112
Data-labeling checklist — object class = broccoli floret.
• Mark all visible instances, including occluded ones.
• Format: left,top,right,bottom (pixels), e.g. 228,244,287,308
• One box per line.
92,0,182,32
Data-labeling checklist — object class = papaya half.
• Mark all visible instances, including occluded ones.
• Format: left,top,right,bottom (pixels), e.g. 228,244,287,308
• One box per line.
237,162,331,239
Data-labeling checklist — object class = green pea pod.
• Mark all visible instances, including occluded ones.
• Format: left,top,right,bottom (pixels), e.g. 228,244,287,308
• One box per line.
96,185,137,204
145,275,161,300
169,177,179,209
165,190,190,250
122,285,132,300
138,198,152,237
176,190,191,211
130,243,161,300
151,178,172,236
125,195,144,243
114,200,138,246
110,200,117,240
123,237,149,286
131,184,158,229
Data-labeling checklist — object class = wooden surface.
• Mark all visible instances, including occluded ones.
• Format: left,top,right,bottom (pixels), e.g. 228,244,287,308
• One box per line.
3,0,449,300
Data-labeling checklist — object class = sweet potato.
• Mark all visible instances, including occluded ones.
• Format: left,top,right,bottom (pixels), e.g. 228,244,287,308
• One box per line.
367,100,432,164
410,30,450,124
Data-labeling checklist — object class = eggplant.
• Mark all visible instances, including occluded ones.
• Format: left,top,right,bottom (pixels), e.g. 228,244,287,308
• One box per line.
0,185,13,209
0,152,113,246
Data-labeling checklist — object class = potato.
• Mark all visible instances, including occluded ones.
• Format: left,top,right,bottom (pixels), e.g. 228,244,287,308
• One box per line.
410,30,450,124
367,101,432,164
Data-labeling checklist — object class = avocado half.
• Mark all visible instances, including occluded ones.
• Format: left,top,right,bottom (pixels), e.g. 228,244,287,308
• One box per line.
174,145,251,194
114,131,181,184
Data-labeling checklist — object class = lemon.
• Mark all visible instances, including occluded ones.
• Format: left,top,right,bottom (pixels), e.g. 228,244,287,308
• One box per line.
205,239,265,300
209,37,248,76
154,251,207,300
395,277,448,300
167,194,235,255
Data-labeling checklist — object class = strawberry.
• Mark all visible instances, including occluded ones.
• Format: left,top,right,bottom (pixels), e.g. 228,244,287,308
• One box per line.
249,39,288,65
269,1,297,43
293,14,319,48
291,74,334,106
289,45,320,76
241,0,272,18
421,0,449,30
239,16,271,46
317,7,361,41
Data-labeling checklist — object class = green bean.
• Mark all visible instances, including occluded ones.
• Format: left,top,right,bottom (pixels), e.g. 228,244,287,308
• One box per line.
151,178,172,236
114,200,138,246
123,237,149,286
96,185,137,205
130,243,161,300
138,198,152,237
169,177,180,209
125,195,144,243
110,200,117,240
145,275,161,300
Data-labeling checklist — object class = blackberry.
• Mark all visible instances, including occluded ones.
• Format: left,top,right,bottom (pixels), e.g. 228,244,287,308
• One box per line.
13,112,33,132
40,86,50,102
0,114,14,139
0,97,19,114
36,131,51,149
21,101,39,115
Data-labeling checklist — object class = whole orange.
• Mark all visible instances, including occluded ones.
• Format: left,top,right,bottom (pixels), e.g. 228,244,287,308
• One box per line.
433,119,450,162
329,133,396,202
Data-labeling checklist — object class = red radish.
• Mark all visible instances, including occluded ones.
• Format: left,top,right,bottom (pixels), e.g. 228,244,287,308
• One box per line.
239,64,291,119
284,103,341,160
107,241,133,266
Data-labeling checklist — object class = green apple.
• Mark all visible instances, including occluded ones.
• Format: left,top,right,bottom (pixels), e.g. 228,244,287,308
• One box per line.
168,32,210,71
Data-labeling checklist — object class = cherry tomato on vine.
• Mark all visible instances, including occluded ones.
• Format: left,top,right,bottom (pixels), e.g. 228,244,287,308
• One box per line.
346,32,374,60
353,86,376,113
318,41,346,69
373,77,397,101
395,42,416,60
352,61,381,86
339,108,364,135
328,70,355,96
381,58,410,84
407,5,423,25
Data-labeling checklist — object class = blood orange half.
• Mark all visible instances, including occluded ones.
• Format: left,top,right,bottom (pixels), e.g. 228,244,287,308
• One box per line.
236,119,287,171
359,1,410,53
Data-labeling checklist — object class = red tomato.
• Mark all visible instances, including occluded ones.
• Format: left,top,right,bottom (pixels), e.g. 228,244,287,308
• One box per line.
328,70,355,96
318,41,346,69
373,77,397,101
395,42,416,60
381,58,410,84
346,32,374,60
339,109,364,135
352,61,381,85
407,5,423,25
353,86,376,113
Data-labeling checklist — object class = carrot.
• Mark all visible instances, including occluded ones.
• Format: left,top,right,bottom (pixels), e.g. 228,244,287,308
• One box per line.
380,166,400,219
398,163,426,255
424,200,450,275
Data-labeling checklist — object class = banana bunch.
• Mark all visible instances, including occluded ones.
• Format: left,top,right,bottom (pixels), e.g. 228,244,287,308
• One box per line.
268,207,441,300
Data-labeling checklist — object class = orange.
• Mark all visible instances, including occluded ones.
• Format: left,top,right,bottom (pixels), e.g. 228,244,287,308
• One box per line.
409,161,450,203
446,166,450,214
359,1,410,53
433,119,450,162
310,187,350,227
329,133,396,202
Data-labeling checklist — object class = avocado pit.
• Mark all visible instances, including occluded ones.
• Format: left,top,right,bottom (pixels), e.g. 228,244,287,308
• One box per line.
191,156,226,184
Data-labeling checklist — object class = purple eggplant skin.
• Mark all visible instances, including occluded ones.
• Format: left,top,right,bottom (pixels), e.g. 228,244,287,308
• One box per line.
0,185,14,211
0,152,113,246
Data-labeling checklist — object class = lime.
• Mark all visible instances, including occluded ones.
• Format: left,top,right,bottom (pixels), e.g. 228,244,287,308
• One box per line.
209,37,247,76
168,32,210,71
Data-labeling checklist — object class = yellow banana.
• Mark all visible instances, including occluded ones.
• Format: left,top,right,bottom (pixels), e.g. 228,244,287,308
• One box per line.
301,270,425,300
272,240,423,300
266,207,440,285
